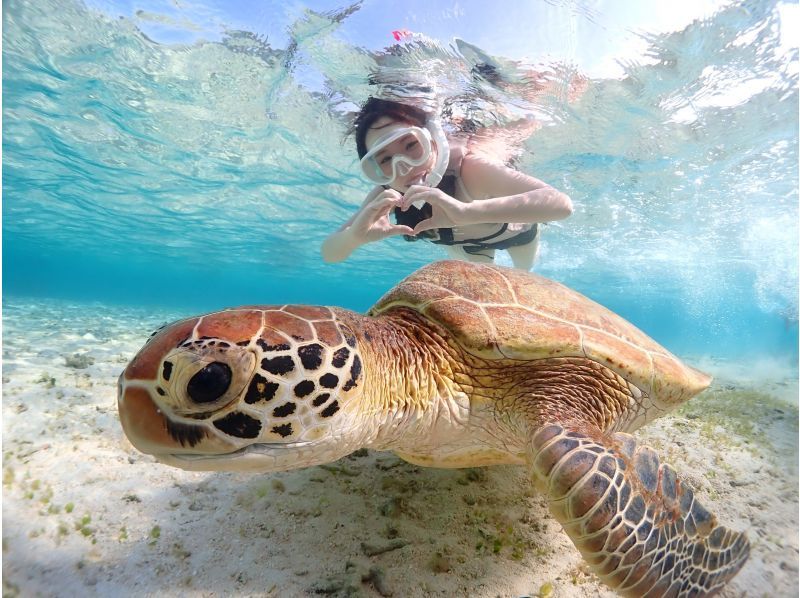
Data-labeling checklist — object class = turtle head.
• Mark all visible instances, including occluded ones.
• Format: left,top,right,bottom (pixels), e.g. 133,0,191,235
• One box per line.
118,306,367,472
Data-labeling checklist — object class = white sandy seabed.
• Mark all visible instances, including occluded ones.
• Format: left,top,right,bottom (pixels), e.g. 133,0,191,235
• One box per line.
2,297,798,598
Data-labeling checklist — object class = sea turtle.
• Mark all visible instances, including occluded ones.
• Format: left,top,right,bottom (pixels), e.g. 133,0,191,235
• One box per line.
118,260,749,596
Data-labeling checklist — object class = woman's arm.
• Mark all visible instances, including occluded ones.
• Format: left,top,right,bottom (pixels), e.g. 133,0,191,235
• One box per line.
458,154,573,224
321,187,413,263
400,154,572,234
321,225,361,264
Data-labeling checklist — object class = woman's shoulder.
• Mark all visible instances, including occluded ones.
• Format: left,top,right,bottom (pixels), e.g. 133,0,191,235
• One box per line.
456,151,505,194
445,137,496,179
444,134,468,174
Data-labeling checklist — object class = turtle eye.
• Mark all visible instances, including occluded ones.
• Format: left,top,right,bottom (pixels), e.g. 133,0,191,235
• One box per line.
187,362,232,404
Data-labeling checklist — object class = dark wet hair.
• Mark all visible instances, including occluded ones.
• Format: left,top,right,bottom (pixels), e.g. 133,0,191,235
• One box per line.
351,97,430,159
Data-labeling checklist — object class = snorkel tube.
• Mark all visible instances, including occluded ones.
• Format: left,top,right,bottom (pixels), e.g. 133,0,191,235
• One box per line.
396,117,450,226
422,118,450,188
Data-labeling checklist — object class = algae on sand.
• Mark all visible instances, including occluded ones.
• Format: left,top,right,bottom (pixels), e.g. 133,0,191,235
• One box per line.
676,387,798,457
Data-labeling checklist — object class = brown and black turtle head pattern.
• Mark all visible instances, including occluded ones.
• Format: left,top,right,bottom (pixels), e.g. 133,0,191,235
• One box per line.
118,305,366,472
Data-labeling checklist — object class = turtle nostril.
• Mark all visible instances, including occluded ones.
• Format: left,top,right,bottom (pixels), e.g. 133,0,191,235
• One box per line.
187,362,232,404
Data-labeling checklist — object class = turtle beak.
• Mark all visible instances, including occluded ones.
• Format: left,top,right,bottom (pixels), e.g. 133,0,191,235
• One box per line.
117,374,239,458
117,378,182,455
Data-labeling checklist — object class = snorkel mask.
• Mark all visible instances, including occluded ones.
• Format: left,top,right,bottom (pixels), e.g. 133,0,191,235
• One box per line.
360,120,450,188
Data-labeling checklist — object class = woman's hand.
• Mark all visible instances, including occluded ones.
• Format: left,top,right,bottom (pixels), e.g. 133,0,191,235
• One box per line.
399,185,471,234
321,188,415,263
349,189,415,243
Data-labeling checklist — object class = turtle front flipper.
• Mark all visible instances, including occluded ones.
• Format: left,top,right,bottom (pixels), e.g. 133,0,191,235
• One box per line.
529,423,749,597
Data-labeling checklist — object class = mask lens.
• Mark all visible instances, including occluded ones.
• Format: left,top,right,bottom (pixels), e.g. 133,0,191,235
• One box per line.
361,127,431,185
399,133,425,160
377,132,425,176
378,157,393,177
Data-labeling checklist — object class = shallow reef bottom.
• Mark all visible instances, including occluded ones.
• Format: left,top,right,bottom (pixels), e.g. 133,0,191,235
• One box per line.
2,297,798,597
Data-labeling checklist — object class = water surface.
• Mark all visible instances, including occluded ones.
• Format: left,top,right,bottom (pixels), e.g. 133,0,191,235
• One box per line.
4,0,798,369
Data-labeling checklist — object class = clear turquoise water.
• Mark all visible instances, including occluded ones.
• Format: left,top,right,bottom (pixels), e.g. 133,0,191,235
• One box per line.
3,0,798,365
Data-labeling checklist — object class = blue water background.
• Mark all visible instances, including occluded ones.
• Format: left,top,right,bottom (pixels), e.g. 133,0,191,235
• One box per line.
3,0,798,365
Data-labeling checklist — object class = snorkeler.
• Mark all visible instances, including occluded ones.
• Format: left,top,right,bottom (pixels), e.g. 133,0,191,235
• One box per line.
321,98,573,270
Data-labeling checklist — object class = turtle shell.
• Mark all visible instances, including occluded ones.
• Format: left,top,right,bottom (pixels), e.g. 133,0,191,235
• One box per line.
369,261,710,404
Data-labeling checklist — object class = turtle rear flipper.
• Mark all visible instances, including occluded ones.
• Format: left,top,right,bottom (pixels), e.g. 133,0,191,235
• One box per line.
529,423,750,597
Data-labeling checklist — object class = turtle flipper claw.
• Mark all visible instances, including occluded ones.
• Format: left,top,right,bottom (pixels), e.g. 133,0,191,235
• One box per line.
529,424,749,597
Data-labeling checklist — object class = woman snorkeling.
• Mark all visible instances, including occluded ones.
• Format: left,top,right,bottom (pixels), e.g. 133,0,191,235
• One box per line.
321,97,572,270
